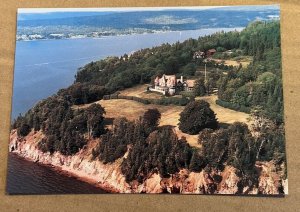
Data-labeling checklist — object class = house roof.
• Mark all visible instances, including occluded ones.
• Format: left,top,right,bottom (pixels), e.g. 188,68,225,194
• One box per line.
186,80,196,88
164,74,176,80
207,49,216,53
194,50,205,55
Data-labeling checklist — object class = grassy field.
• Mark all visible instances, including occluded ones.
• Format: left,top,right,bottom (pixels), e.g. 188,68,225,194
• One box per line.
212,59,249,67
196,95,250,125
212,56,253,68
118,84,162,99
97,99,201,147
73,85,250,148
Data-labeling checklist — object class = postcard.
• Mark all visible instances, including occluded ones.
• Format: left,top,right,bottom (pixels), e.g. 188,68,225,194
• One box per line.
7,5,287,195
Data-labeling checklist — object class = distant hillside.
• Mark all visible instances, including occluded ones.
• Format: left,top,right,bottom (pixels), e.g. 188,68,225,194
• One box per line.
18,9,279,29
17,7,280,39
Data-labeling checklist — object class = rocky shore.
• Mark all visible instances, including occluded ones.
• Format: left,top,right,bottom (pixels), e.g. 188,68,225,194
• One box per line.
9,130,288,195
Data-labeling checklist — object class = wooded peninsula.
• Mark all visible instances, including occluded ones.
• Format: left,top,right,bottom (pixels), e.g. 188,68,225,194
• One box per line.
11,21,286,194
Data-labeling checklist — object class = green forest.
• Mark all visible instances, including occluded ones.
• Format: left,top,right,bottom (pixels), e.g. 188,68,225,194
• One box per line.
11,20,286,194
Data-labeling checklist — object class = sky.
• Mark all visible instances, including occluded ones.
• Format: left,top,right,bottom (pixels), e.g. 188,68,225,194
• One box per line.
18,6,227,13
18,5,279,20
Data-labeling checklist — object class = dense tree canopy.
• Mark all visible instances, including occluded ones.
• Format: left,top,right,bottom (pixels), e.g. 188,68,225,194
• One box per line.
216,21,283,123
199,123,257,183
13,95,106,155
121,126,195,182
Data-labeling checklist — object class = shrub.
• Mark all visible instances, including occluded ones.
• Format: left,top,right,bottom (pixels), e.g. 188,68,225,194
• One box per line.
150,96,189,106
180,91,196,98
216,99,251,113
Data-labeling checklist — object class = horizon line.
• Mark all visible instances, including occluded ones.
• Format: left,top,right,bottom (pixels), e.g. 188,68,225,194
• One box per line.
18,5,279,14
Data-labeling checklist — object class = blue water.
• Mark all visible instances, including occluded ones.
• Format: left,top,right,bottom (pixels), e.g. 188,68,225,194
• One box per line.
12,28,242,119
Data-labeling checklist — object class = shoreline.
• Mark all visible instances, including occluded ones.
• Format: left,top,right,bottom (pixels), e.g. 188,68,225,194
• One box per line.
9,152,119,194
8,129,288,195
52,165,119,193
16,27,244,42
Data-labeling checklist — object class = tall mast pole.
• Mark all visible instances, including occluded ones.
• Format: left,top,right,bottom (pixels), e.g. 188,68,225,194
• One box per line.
205,63,207,83
204,60,208,95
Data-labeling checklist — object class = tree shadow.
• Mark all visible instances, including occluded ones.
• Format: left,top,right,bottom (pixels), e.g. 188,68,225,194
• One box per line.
218,122,231,129
158,125,176,130
104,117,114,126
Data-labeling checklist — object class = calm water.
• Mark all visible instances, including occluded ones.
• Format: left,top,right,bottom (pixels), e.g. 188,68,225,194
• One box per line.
12,28,242,119
6,153,107,194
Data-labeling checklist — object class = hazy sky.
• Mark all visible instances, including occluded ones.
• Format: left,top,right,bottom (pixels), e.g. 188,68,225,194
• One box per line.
18,5,279,21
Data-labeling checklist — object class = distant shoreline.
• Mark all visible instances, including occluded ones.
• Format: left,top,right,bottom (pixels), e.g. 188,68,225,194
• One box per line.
16,27,245,42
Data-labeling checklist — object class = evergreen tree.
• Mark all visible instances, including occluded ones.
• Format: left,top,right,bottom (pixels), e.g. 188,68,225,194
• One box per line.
179,100,218,135
17,123,31,137
85,103,106,138
194,78,206,96
141,108,161,136
189,151,204,172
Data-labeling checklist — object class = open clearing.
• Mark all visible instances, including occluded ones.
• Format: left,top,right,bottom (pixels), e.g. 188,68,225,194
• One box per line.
97,99,201,147
196,95,250,125
212,58,252,68
118,84,162,99
73,86,250,148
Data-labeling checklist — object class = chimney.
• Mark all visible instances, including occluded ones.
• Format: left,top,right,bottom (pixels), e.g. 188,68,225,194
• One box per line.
181,76,183,83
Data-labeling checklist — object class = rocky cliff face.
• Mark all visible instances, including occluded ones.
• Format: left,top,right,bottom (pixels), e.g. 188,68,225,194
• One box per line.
9,130,131,193
9,130,287,195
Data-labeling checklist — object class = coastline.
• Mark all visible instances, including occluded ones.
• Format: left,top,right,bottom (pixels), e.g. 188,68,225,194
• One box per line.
9,130,132,194
16,27,244,42
51,161,120,193
8,130,287,195
8,152,116,194
18,153,119,193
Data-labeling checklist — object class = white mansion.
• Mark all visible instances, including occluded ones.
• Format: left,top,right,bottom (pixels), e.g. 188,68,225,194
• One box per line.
149,74,195,96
